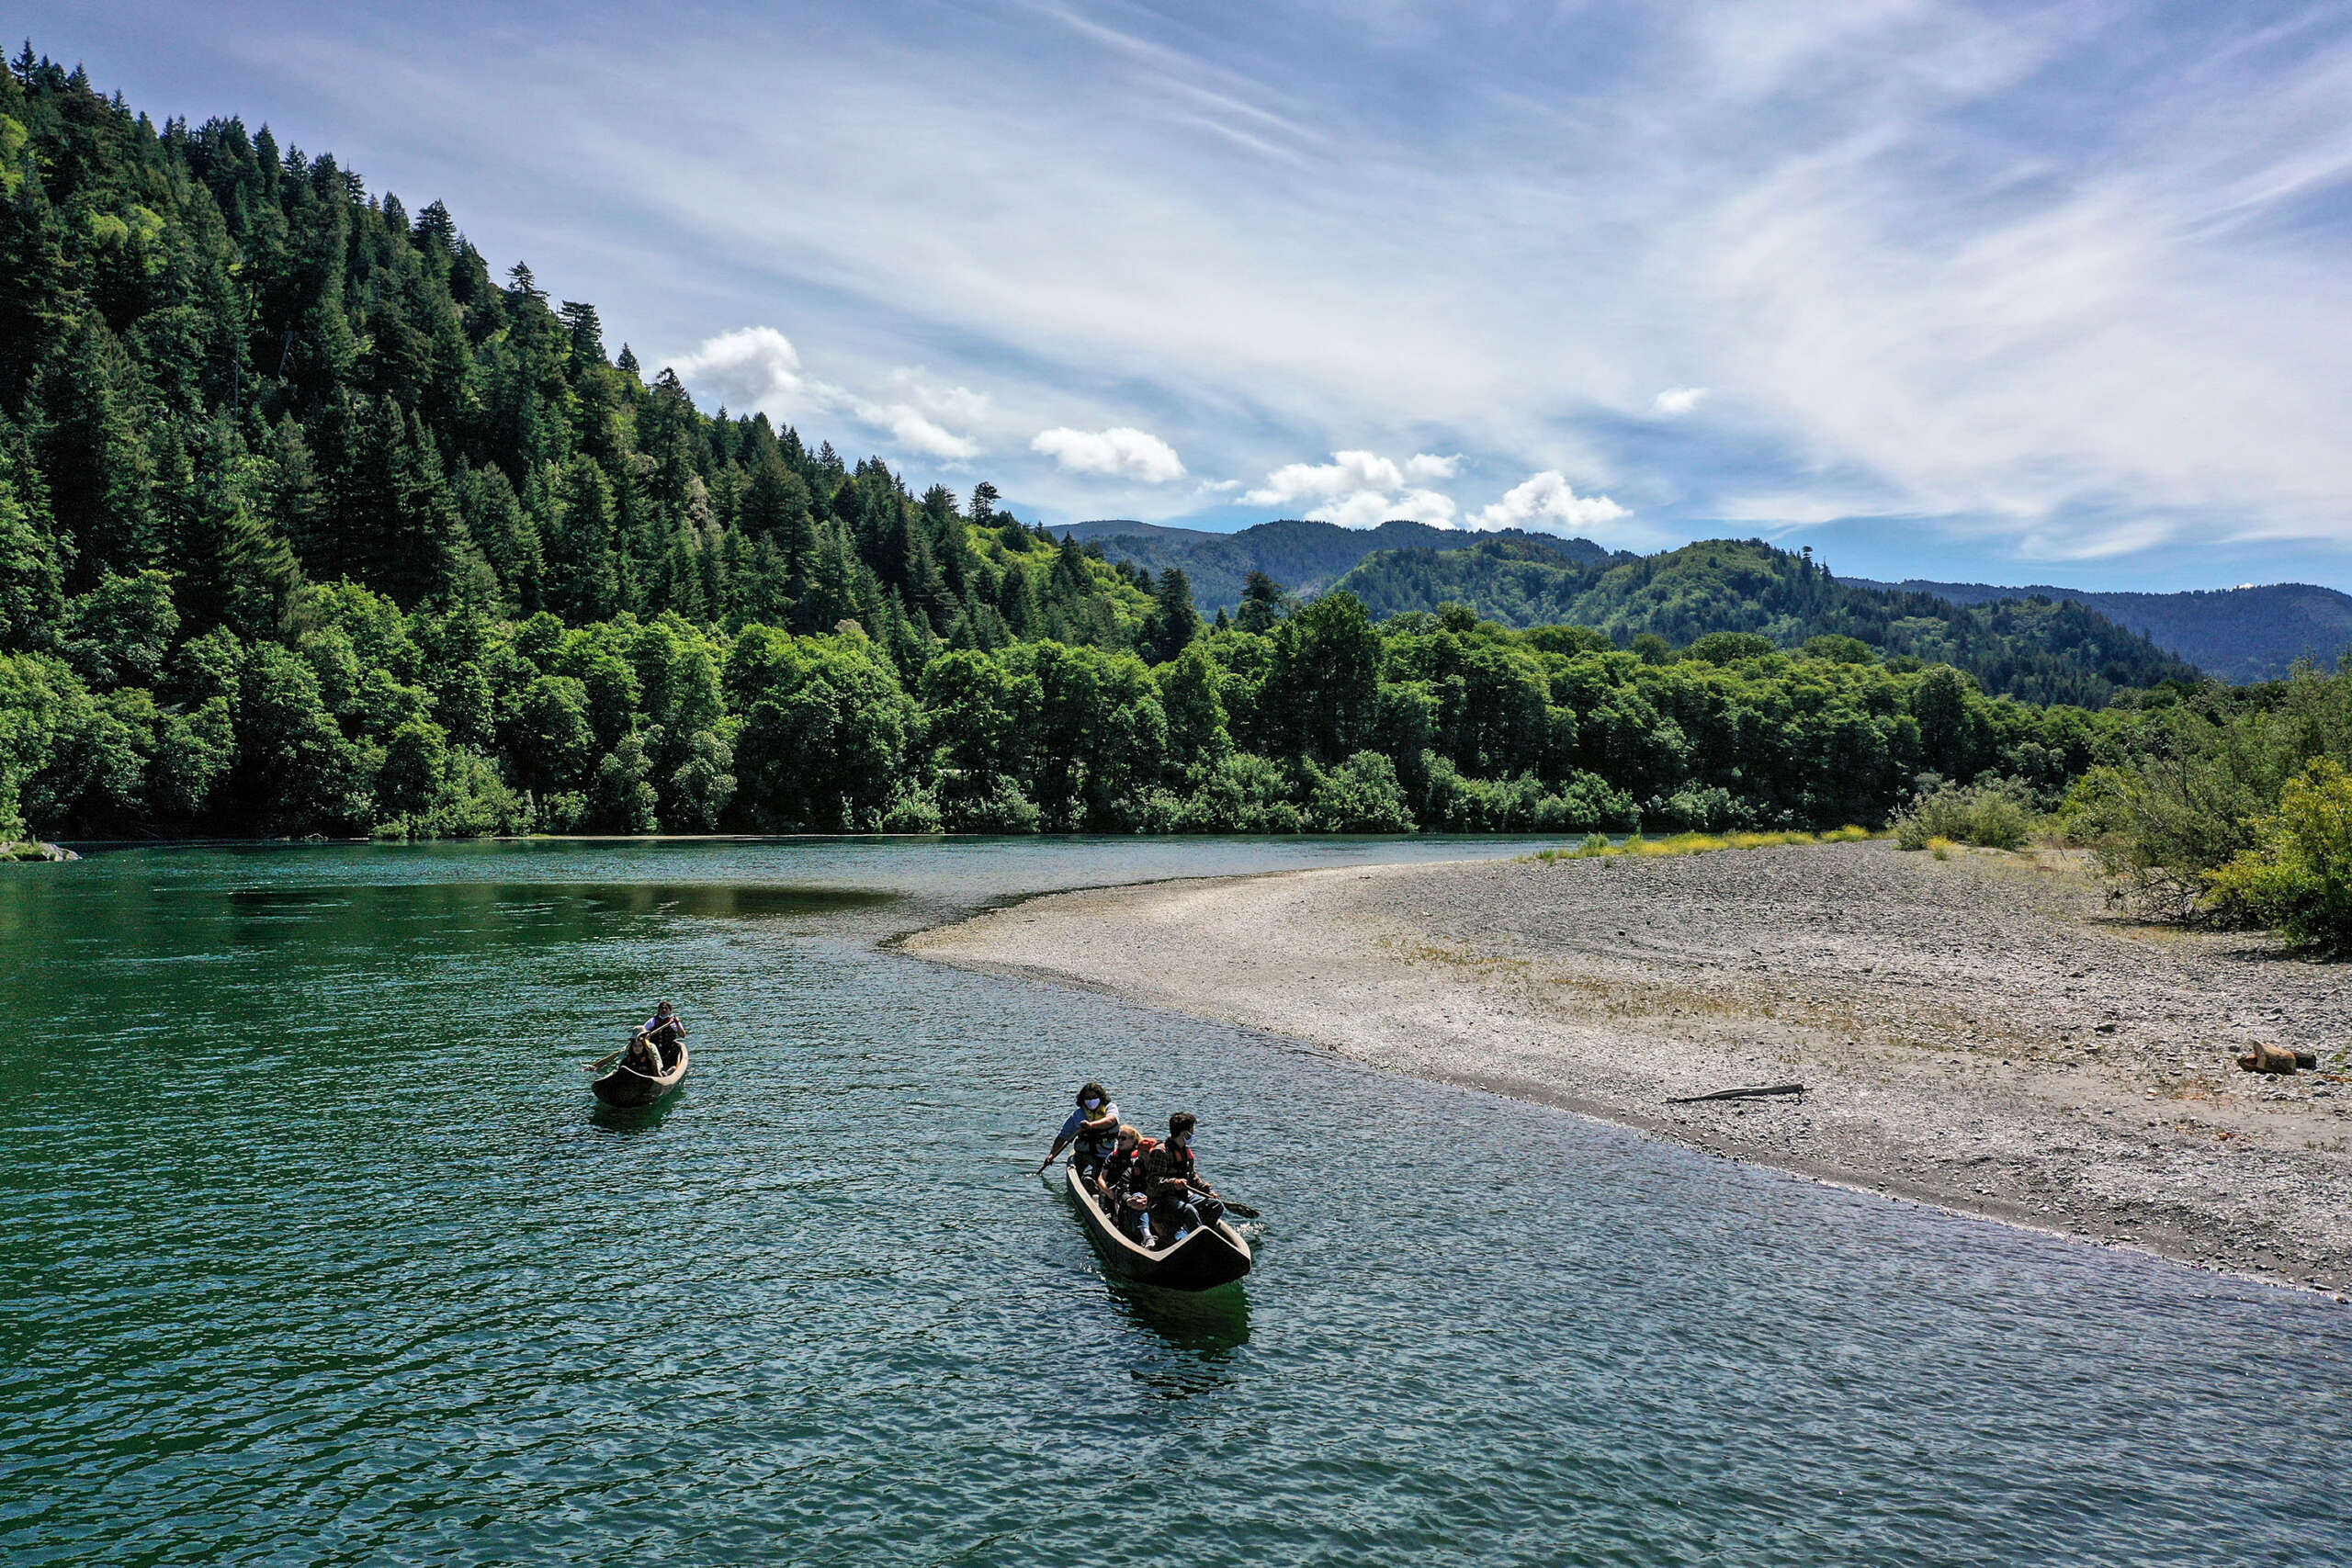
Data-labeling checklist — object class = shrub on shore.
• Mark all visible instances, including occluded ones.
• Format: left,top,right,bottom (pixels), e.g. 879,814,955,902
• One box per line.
2202,759,2352,953
1893,779,2038,851
2063,660,2352,930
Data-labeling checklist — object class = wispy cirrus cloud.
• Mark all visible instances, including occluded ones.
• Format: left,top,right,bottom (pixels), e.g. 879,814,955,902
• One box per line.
78,0,2352,586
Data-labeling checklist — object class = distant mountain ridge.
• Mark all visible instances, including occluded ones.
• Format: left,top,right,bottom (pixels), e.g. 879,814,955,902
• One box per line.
1326,536,2199,707
1844,579,2352,684
1070,517,1619,614
1076,517,2344,686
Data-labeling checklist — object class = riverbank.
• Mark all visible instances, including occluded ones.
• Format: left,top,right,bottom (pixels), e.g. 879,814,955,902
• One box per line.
909,840,2352,1295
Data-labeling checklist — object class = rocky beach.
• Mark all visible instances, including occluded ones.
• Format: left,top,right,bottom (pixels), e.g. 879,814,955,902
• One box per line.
910,840,2352,1295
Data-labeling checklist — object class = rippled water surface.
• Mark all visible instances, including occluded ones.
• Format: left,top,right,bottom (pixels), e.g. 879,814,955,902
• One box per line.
5,837,2348,1566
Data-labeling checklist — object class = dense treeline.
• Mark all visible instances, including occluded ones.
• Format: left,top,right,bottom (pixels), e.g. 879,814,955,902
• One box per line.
0,51,2212,846
2063,662,2352,949
1859,578,2352,685
1329,537,2202,706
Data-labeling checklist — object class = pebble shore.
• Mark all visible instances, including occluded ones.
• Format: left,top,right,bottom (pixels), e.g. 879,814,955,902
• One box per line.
910,840,2352,1296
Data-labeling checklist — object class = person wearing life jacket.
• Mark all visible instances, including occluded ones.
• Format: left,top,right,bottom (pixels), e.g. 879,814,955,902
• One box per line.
1036,1082,1121,1179
1093,1125,1145,1198
641,1001,686,1068
618,1026,662,1078
1094,1126,1156,1243
1138,1111,1224,1247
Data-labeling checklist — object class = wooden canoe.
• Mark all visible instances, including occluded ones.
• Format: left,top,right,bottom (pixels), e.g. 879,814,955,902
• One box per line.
591,1042,689,1107
1062,1163,1252,1292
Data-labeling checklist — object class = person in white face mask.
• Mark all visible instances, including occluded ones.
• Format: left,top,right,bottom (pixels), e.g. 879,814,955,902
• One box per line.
1037,1081,1121,1179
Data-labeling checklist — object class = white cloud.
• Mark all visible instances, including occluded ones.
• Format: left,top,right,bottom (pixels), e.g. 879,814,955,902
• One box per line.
1238,450,1462,528
262,5,2352,567
1650,386,1709,416
1031,426,1187,482
885,368,990,426
1243,450,1457,506
1306,486,1458,529
667,329,983,460
667,326,805,408
1471,472,1633,537
864,403,981,460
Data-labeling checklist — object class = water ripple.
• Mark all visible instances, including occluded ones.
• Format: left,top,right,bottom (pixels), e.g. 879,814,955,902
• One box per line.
4,840,2348,1565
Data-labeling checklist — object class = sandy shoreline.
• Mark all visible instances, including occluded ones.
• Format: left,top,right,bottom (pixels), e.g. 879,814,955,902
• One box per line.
909,840,2352,1296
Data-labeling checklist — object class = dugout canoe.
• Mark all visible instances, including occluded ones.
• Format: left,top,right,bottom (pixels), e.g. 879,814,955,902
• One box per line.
591,1043,690,1108
1062,1163,1252,1292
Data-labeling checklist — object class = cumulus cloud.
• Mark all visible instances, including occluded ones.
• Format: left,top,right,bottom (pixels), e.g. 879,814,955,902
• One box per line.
1298,486,1455,529
311,4,2352,571
1650,386,1708,416
1031,425,1187,481
1230,450,1458,525
667,329,983,460
668,326,806,408
1470,471,1632,536
1242,449,1459,505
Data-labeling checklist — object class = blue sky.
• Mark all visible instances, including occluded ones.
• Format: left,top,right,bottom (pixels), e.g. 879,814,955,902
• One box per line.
28,0,2352,590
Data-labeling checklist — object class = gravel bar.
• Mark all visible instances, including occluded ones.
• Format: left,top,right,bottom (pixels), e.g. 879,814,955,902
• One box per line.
909,840,2352,1297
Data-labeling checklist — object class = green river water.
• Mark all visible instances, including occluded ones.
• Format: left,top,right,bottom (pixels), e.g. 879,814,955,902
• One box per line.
4,837,2347,1566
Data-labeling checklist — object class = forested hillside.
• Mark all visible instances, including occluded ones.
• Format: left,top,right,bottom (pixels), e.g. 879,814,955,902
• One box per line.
1329,537,2200,706
0,51,2210,844
1069,517,1617,614
1849,579,2352,684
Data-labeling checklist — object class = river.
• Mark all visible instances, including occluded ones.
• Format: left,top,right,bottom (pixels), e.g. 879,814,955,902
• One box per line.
4,838,2346,1565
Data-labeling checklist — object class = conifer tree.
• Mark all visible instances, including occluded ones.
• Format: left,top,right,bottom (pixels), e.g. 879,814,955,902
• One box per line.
169,413,300,637
0,427,63,649
35,317,154,589
0,51,2201,847
545,455,620,622
1142,566,1200,664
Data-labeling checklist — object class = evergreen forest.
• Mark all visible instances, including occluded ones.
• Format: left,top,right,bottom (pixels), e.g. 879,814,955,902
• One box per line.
0,52,2324,852
1327,537,2199,707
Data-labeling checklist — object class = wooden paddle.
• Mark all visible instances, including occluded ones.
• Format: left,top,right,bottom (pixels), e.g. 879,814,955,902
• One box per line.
1215,1197,1261,1220
584,1048,623,1074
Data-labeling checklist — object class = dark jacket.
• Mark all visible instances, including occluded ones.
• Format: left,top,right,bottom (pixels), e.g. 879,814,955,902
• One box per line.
1139,1141,1197,1201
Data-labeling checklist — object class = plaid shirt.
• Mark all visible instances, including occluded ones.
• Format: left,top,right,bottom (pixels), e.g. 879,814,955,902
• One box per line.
1139,1142,1196,1200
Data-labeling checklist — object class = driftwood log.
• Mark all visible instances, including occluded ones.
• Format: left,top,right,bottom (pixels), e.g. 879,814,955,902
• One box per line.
1666,1083,1807,1105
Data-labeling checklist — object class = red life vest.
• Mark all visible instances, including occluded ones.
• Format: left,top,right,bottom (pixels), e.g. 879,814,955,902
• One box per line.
1105,1138,1156,1186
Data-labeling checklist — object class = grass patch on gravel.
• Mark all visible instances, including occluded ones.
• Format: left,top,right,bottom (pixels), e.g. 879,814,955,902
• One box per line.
1531,826,1872,863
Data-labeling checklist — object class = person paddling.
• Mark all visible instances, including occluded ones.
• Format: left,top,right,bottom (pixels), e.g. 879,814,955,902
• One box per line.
641,1001,686,1067
1036,1082,1121,1179
1140,1111,1225,1247
618,1026,662,1078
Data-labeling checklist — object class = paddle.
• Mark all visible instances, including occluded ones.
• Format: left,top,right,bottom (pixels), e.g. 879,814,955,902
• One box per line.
1215,1197,1261,1220
588,1024,690,1075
